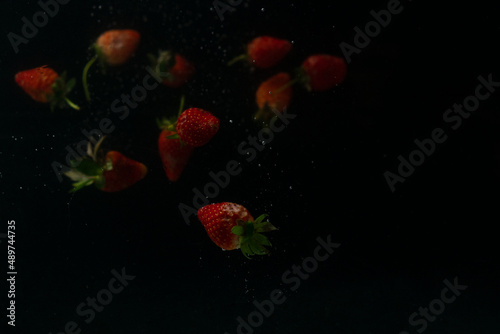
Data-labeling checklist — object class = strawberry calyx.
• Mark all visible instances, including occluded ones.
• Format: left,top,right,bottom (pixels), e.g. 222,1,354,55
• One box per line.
49,72,80,111
148,50,177,81
231,214,278,259
156,95,186,142
63,136,109,192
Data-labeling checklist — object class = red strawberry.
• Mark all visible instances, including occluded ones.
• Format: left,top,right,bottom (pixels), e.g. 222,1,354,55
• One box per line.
64,137,147,192
149,51,195,88
95,29,141,66
255,72,293,121
300,54,347,91
100,151,148,192
82,29,141,101
228,36,292,69
198,202,277,258
176,108,220,147
158,128,194,182
15,66,80,110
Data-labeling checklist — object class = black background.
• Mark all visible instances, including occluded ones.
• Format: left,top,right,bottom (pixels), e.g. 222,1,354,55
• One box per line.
1,0,499,333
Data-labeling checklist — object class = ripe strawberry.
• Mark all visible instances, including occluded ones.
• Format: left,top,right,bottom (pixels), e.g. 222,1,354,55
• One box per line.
157,126,194,182
149,50,195,88
228,36,292,69
255,72,293,121
176,108,220,147
82,29,141,101
64,137,147,192
15,66,80,110
95,29,141,66
300,54,347,91
198,202,277,258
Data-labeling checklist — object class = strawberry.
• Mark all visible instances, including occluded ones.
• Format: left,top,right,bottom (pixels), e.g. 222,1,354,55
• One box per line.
64,137,147,192
157,107,194,182
15,66,80,110
197,202,277,258
95,29,141,66
82,29,141,101
149,50,195,88
255,72,293,121
228,36,292,69
300,54,347,91
175,108,220,147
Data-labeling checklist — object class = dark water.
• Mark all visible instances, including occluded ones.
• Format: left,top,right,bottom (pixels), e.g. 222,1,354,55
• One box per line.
1,0,500,333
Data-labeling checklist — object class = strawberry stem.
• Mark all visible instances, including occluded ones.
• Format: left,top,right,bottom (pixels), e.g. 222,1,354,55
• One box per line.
227,54,248,66
272,77,298,95
82,55,98,102
64,97,80,110
178,94,185,116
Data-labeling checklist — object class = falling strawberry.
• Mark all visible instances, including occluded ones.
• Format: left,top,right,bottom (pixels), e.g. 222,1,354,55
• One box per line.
157,100,194,182
228,36,292,69
15,65,80,111
175,108,220,147
64,137,147,192
299,54,347,91
82,29,141,101
158,129,194,182
149,50,195,88
198,202,277,258
255,72,293,121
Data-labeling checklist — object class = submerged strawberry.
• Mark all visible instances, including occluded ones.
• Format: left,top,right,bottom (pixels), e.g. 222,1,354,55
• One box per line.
228,36,292,69
300,54,347,91
175,108,220,147
158,129,194,182
157,103,194,182
64,137,147,192
82,29,141,101
255,72,293,121
15,66,80,110
198,202,277,258
149,50,195,88
95,29,141,66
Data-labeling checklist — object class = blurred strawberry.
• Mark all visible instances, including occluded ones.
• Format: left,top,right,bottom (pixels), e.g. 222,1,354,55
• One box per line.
198,202,277,258
228,36,292,69
82,29,141,101
255,72,293,121
149,50,195,88
299,54,347,91
157,105,194,182
15,65,80,111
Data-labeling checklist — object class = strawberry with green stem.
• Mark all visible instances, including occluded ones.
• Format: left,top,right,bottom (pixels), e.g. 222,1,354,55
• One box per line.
82,29,141,101
157,95,194,182
228,36,292,69
148,50,195,88
198,202,278,258
64,136,147,192
160,95,220,147
15,66,80,111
